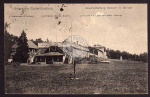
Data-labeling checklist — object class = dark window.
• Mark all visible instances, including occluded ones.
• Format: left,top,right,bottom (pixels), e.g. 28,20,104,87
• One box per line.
39,57,45,62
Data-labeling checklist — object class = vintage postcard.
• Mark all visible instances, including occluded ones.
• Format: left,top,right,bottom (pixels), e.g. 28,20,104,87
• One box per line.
4,4,148,94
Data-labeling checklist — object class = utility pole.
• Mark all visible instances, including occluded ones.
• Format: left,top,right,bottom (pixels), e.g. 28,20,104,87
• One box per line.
73,60,76,78
71,20,75,79
69,17,79,80
55,30,57,51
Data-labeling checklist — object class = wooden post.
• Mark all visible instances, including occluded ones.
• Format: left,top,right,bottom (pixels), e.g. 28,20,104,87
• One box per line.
52,57,54,64
57,56,59,62
35,57,37,64
73,60,76,78
40,57,41,61
45,57,46,64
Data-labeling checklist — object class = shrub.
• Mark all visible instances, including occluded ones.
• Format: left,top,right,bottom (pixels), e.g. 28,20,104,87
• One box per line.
11,62,21,67
5,62,11,65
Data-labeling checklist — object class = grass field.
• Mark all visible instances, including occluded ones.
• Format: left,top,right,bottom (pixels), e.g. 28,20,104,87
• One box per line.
5,60,148,94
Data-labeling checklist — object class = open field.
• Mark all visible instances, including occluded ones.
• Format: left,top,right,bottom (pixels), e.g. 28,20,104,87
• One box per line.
5,60,148,94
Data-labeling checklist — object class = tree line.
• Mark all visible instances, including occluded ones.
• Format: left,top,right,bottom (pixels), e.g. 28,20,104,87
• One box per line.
4,23,19,64
107,49,148,63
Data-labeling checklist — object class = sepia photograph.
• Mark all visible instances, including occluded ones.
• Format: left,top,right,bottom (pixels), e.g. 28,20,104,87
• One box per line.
4,4,148,94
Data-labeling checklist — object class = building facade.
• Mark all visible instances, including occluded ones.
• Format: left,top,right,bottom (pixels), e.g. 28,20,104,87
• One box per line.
35,44,65,64
11,41,108,64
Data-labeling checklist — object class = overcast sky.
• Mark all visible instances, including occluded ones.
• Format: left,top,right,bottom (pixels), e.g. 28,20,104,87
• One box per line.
4,4,147,54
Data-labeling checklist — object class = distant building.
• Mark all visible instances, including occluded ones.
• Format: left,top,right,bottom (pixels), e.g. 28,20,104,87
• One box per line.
11,40,38,63
93,45,108,59
35,42,65,64
87,45,108,62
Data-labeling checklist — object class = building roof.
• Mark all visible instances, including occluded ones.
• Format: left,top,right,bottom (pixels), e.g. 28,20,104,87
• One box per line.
28,40,38,49
36,52,64,57
12,40,37,49
38,42,63,48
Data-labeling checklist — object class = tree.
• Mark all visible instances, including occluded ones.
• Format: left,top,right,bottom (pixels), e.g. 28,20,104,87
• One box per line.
122,51,129,60
4,30,11,63
4,22,19,64
139,52,148,63
31,38,44,46
14,30,29,63
104,47,147,62
108,49,121,59
116,50,121,59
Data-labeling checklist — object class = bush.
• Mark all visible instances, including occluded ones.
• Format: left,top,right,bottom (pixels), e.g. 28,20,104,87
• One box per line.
5,62,11,65
11,62,21,67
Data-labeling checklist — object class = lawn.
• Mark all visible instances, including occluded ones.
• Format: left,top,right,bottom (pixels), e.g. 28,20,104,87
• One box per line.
5,60,148,94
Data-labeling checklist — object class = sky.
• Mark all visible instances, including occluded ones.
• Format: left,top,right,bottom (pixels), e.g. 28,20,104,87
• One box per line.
4,4,147,54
